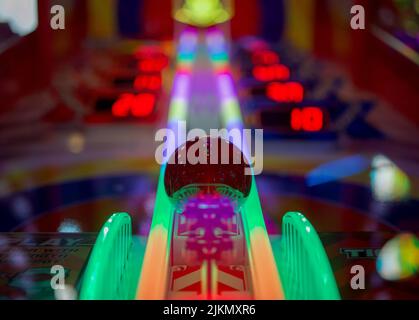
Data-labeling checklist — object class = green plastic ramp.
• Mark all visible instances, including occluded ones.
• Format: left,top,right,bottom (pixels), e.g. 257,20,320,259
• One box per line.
278,212,340,300
80,213,142,300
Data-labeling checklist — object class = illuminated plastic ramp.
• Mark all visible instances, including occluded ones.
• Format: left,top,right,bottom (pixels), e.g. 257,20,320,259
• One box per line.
206,28,284,300
137,26,283,300
136,28,199,300
81,28,338,301
206,29,339,300
80,213,142,300
277,212,340,300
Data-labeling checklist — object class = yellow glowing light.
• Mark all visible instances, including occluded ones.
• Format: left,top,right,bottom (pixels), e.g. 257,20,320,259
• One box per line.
174,0,233,27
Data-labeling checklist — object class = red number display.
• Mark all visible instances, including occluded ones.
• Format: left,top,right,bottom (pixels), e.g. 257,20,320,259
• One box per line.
137,56,169,73
291,107,324,132
253,64,290,82
267,82,304,103
134,74,162,91
252,49,280,65
112,93,156,118
135,45,169,73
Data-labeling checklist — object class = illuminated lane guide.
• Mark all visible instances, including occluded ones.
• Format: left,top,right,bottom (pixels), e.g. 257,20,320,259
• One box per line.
136,28,199,299
206,28,283,300
136,27,283,300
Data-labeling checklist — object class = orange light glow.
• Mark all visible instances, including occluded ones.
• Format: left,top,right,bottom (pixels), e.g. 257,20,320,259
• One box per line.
136,226,170,300
248,227,284,300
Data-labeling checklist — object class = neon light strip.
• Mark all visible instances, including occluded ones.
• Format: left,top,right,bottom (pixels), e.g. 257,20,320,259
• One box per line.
168,28,199,147
206,30,242,129
136,28,198,300
206,28,284,300
371,25,419,67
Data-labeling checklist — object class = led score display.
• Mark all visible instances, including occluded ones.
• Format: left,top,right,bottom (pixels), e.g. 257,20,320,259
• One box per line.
252,49,279,65
291,107,324,132
112,93,156,118
137,55,169,73
109,46,168,119
259,107,326,133
267,82,304,104
252,65,290,82
249,47,325,133
134,74,162,91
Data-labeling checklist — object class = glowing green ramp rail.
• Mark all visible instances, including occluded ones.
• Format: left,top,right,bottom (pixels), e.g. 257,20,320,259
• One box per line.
278,212,341,300
80,213,142,300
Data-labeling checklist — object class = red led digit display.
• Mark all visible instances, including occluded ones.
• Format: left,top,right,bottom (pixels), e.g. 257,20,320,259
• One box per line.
267,82,304,103
111,94,132,117
137,56,169,73
106,45,163,121
253,64,290,82
131,93,156,117
134,45,164,59
291,107,324,132
112,93,156,118
135,46,166,58
252,49,279,65
134,74,162,91
134,45,169,72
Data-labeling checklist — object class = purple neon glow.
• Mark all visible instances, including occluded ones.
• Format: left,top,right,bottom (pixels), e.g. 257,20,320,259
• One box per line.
176,193,238,262
164,28,199,161
206,28,253,166
173,74,191,99
217,74,236,100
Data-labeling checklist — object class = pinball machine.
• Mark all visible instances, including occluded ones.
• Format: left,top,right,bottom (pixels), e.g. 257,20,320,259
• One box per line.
0,0,418,300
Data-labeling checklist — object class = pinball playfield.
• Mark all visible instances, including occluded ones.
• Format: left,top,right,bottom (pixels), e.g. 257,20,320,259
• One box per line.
0,0,418,300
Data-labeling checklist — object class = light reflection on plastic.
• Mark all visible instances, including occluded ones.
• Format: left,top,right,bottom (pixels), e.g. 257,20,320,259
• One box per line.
306,155,370,187
370,155,411,202
0,0,38,36
58,219,82,233
377,233,419,281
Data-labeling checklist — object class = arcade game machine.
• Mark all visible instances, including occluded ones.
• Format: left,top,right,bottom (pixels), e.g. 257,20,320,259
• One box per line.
0,0,418,300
